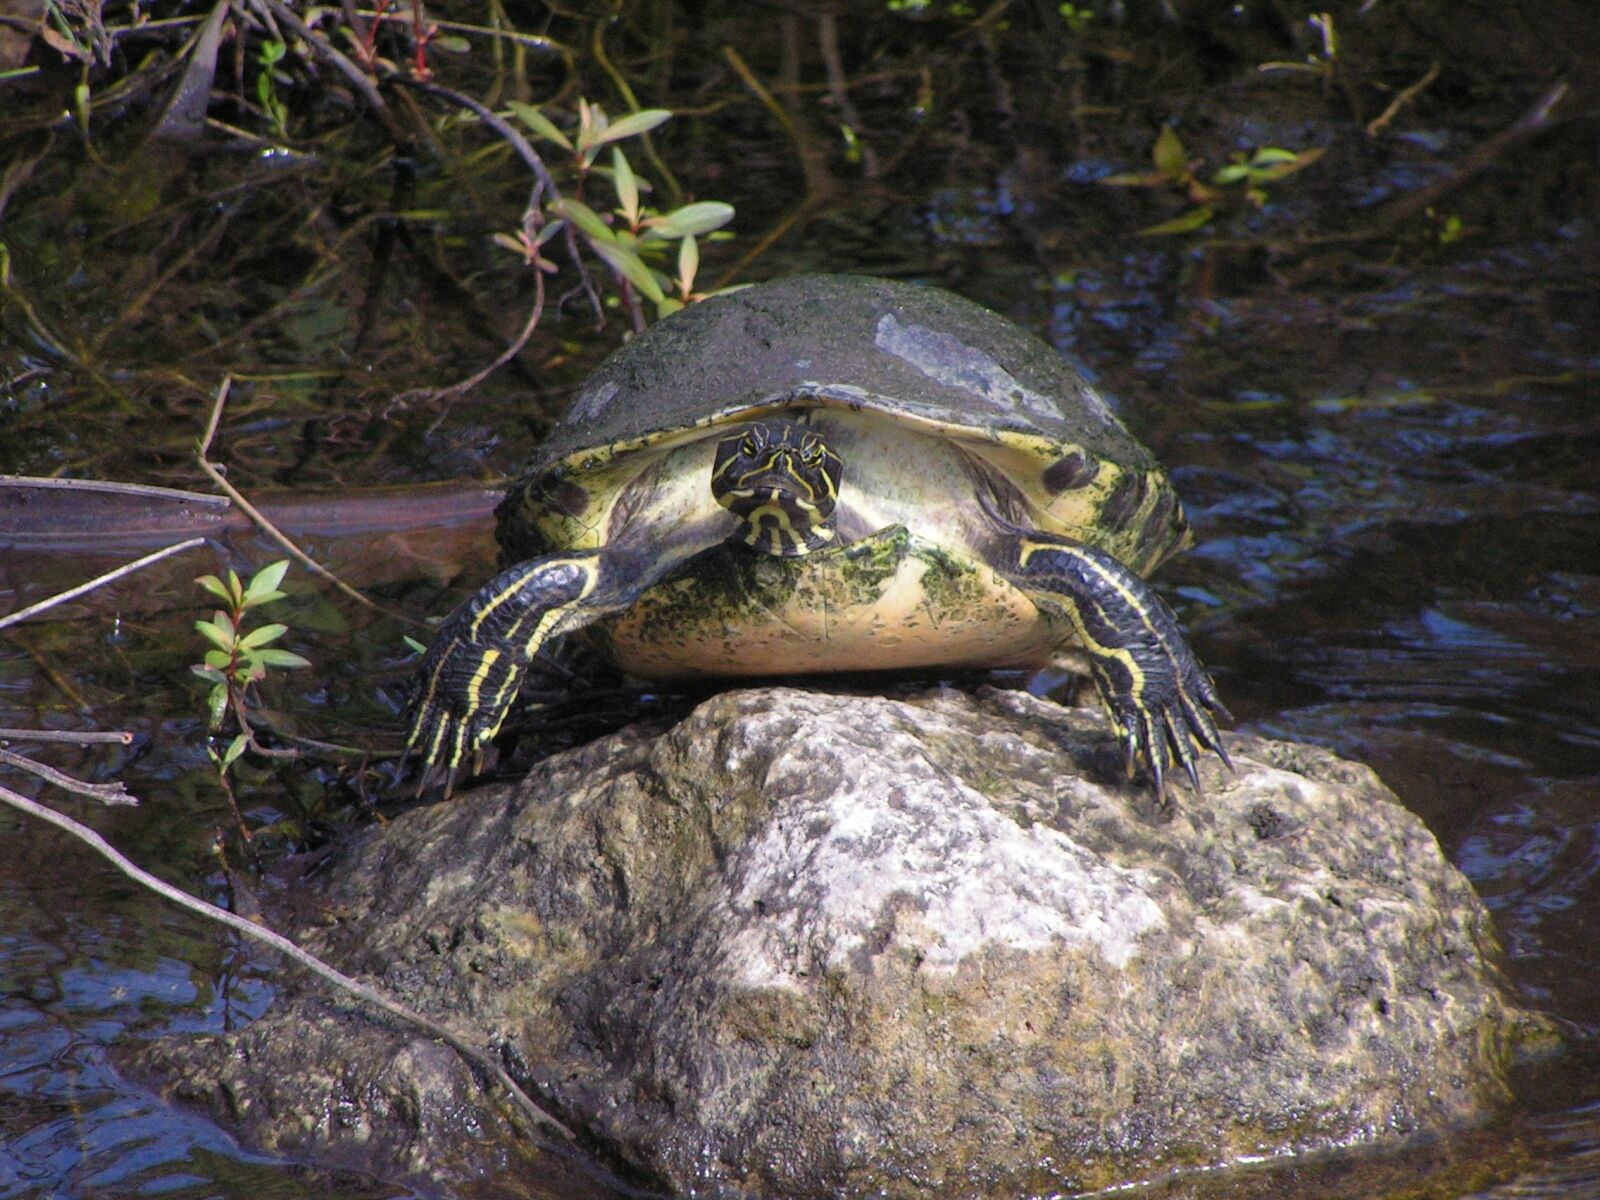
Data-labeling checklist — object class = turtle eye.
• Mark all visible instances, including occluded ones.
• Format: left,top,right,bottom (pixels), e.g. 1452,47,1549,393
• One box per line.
739,432,759,457
799,438,825,467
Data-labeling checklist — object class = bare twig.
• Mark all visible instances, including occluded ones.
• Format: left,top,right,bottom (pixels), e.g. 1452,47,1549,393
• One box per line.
0,746,136,805
0,536,207,633
1366,61,1441,138
391,75,559,196
251,0,413,147
353,8,571,56
0,781,575,1141
195,378,415,622
0,728,135,745
718,42,834,278
1373,80,1570,228
391,258,548,415
0,475,230,509
817,11,880,179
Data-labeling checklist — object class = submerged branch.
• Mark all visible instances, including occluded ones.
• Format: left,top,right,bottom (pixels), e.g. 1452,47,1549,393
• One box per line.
0,781,575,1142
0,537,207,633
195,378,417,625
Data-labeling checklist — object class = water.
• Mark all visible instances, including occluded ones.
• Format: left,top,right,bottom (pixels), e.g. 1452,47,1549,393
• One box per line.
3,3,1598,1196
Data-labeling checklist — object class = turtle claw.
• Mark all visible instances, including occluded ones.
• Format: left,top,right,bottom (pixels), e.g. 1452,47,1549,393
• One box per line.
403,621,525,797
1101,653,1230,801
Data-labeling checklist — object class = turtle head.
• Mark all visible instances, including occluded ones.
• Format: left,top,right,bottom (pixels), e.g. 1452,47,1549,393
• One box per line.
712,419,842,558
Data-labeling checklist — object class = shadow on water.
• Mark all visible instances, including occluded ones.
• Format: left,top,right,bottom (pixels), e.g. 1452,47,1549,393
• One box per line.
2,0,1599,1196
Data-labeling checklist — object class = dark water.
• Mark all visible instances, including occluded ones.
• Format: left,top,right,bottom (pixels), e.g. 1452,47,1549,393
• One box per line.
3,2,1599,1197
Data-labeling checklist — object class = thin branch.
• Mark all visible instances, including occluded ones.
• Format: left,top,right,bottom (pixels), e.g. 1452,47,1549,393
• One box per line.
0,747,136,805
0,536,207,633
251,0,412,147
591,18,683,206
390,75,558,196
1372,80,1570,228
390,257,548,414
392,75,601,321
0,781,575,1142
196,378,417,625
0,475,230,509
816,11,880,179
1365,61,1441,139
352,8,572,56
0,728,135,745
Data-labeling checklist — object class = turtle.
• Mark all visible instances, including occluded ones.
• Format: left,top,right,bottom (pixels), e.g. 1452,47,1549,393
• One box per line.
405,274,1230,796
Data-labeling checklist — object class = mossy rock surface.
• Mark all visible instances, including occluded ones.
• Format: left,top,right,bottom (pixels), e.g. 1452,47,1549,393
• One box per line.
139,687,1547,1197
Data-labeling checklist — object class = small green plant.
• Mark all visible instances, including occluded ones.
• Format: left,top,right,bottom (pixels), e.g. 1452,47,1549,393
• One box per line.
1260,11,1339,81
256,39,291,137
1100,125,1324,235
1058,3,1094,34
192,560,310,787
501,99,736,321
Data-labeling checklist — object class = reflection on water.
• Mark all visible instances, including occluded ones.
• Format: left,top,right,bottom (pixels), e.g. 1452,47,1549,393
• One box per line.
0,897,408,1199
3,5,1599,1197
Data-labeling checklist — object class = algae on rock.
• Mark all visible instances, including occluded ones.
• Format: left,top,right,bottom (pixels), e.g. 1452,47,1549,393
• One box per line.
138,687,1546,1197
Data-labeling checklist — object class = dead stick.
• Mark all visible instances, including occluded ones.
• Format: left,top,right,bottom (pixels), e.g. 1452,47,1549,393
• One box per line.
0,536,206,632
1374,80,1570,228
1366,61,1441,139
0,781,575,1141
252,0,412,148
0,747,136,805
391,234,548,413
196,378,415,624
0,728,135,745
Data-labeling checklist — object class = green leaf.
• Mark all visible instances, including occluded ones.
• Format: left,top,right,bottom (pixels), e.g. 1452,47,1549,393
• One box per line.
588,108,671,148
255,647,311,668
1252,146,1301,165
1137,206,1214,236
207,683,229,729
1152,125,1188,178
642,201,735,241
549,197,615,245
432,34,471,53
591,239,666,303
1256,145,1325,180
190,665,227,684
203,648,234,670
402,635,429,654
656,296,685,318
493,231,531,258
195,574,233,604
242,560,290,607
677,233,699,294
1098,170,1170,189
238,622,287,649
612,147,640,227
505,101,573,151
195,617,236,651
222,733,250,769
1212,163,1252,185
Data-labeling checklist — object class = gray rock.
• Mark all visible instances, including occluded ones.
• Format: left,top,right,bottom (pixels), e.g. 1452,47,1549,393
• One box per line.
138,687,1549,1197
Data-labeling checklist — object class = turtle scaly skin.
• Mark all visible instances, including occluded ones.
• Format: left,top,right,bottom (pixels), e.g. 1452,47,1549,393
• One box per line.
405,276,1230,797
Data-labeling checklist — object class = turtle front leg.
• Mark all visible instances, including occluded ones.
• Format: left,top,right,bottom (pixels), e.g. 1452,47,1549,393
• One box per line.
405,552,616,794
991,532,1231,797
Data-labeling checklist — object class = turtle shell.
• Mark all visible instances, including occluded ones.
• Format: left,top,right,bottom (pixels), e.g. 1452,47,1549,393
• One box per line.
529,274,1157,480
503,274,1188,577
